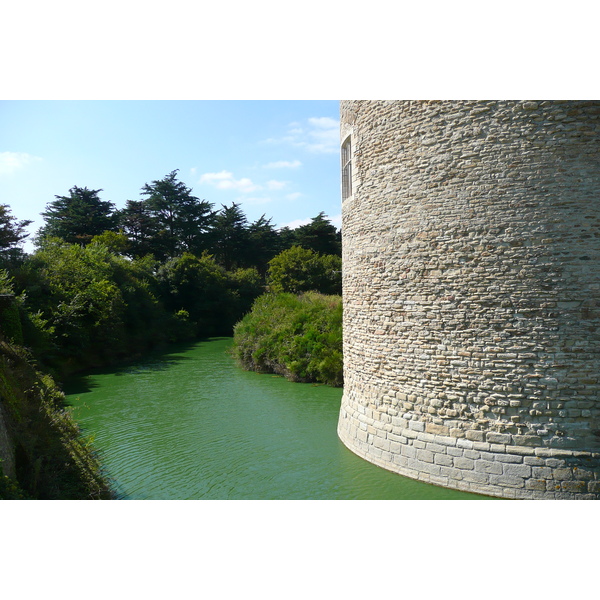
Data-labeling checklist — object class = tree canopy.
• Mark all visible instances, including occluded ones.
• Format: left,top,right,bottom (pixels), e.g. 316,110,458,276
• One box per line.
267,246,342,295
35,172,341,274
209,202,250,271
291,212,341,256
116,199,158,258
0,204,32,251
139,170,214,260
37,186,117,245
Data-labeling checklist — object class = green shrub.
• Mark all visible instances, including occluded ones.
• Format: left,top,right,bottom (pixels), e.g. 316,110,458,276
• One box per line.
232,292,343,386
267,246,342,295
157,252,236,336
15,239,178,374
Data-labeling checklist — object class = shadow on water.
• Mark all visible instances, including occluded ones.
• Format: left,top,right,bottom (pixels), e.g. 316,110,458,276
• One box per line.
63,338,222,397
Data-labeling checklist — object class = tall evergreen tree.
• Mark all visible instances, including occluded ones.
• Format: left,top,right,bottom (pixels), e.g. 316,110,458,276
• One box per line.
210,203,250,271
0,204,32,250
116,200,159,258
292,212,341,256
38,186,117,245
0,204,32,266
247,215,281,274
140,170,214,260
275,226,299,254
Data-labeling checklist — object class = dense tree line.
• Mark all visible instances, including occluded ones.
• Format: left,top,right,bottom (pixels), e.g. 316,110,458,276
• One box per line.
33,170,341,269
0,171,342,377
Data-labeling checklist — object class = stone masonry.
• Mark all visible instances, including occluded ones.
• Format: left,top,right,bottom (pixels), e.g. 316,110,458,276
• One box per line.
337,100,600,499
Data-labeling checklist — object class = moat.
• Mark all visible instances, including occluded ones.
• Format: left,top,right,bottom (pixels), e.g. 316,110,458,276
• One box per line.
65,338,488,500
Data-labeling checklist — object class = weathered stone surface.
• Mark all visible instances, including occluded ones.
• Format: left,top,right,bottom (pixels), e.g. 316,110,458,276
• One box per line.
337,100,600,499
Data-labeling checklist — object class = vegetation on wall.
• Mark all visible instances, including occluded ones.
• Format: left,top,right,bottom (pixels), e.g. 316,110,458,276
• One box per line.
0,336,114,499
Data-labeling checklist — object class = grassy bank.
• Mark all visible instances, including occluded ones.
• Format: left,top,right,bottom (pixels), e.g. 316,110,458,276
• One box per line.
0,337,114,499
231,292,343,387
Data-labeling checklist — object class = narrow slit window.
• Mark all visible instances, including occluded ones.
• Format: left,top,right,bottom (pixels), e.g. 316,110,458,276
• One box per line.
341,137,352,201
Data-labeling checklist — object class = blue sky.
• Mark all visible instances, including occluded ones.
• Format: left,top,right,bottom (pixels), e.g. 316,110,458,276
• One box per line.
0,101,341,252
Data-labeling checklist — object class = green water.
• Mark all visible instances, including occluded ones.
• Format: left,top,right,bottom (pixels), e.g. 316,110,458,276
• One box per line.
65,338,487,499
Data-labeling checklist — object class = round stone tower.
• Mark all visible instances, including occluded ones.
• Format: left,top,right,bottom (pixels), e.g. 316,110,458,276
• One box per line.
338,100,600,499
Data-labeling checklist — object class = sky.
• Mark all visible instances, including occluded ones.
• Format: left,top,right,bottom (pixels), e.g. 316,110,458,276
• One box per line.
0,100,341,252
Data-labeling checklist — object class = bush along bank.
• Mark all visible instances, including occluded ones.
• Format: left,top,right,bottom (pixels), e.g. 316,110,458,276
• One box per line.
231,292,343,387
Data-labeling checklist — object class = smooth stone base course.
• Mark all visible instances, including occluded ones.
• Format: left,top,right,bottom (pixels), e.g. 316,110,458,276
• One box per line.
338,397,600,499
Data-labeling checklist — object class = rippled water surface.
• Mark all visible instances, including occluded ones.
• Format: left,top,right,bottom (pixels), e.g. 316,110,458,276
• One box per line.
65,338,487,499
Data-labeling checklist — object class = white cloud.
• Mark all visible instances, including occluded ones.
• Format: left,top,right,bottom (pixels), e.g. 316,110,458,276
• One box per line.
263,160,302,169
0,151,42,175
266,179,286,191
199,170,261,194
261,116,340,154
285,192,302,201
240,196,273,206
308,117,338,129
305,117,340,153
278,217,311,230
279,212,341,231
199,170,290,197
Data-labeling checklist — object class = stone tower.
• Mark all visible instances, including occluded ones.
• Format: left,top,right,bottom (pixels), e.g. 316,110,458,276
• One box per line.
337,100,600,499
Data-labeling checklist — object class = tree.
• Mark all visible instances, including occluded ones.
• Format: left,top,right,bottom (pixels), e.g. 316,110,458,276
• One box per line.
292,212,341,256
275,226,298,254
267,246,342,295
20,239,127,364
0,204,32,268
210,203,250,271
38,187,117,245
18,238,177,372
90,230,130,255
156,252,234,336
227,267,264,319
246,215,281,274
116,200,159,258
0,204,32,251
140,170,214,259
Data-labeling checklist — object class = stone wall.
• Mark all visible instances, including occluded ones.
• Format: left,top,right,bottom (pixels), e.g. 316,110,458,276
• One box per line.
338,100,600,499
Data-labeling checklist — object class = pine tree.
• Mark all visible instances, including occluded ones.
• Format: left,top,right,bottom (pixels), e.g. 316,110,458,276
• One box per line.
210,203,250,271
0,204,32,251
288,212,341,256
116,200,159,258
38,187,117,245
140,170,214,259
247,215,281,274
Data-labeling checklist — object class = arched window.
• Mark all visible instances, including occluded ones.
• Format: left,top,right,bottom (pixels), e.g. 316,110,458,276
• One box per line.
341,136,352,201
